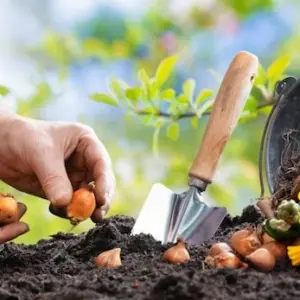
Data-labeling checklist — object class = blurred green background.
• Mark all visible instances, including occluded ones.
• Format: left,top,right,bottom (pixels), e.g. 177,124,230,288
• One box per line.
0,0,299,244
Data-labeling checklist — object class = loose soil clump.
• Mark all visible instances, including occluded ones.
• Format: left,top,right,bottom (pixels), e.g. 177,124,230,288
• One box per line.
271,130,300,206
0,205,299,300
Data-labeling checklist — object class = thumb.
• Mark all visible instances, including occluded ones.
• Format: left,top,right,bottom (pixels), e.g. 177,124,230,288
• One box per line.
33,153,73,207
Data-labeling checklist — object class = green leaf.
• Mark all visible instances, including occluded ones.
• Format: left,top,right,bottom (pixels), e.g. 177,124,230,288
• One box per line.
191,116,198,129
125,87,141,102
82,38,104,56
90,93,118,106
254,64,267,86
196,89,214,104
17,82,52,117
110,79,129,99
160,88,175,101
125,112,135,120
148,82,158,100
142,115,155,126
155,55,178,88
138,69,151,85
31,82,52,105
267,54,291,80
256,84,271,101
166,122,180,141
152,126,161,157
243,95,258,113
174,103,189,118
43,31,65,65
238,111,258,124
177,94,188,103
259,105,273,116
197,98,215,116
168,102,178,113
140,86,147,101
229,0,273,19
142,106,157,114
183,79,196,102
0,85,10,96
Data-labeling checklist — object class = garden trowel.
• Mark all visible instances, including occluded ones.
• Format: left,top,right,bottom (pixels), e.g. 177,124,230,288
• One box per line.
131,51,259,245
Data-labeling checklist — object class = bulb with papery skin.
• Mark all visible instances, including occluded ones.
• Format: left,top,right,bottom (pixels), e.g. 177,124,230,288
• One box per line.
0,193,19,224
66,183,96,225
95,248,122,268
162,238,190,264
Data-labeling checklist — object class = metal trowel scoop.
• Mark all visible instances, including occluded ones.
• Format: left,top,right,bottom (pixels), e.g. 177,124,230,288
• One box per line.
131,51,259,245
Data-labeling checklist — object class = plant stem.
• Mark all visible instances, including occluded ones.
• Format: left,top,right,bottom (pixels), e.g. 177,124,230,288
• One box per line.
138,110,197,120
136,101,274,120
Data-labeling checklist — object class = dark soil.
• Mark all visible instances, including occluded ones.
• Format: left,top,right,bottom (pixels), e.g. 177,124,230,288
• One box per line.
271,130,300,206
0,206,300,300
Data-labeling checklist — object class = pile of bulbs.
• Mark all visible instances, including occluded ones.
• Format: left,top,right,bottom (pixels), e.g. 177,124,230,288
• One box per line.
93,198,300,272
204,197,300,271
205,228,287,271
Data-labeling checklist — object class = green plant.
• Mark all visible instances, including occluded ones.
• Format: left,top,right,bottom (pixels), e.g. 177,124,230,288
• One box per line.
89,53,291,154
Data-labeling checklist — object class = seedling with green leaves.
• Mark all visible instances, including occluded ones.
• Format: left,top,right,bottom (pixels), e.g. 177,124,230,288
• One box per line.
89,53,291,153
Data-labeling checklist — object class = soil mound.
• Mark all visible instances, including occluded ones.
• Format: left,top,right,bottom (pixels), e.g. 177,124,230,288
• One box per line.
0,206,299,299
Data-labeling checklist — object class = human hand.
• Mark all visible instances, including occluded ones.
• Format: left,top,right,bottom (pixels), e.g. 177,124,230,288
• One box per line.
0,111,115,233
0,199,28,243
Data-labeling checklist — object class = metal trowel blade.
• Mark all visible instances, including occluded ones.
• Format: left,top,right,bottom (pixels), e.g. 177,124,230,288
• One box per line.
131,183,175,243
131,183,228,245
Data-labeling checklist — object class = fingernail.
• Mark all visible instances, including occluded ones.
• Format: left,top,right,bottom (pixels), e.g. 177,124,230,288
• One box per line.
20,222,30,234
24,224,30,233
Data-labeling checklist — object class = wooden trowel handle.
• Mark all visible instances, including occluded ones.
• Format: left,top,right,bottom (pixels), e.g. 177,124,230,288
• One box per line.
188,51,258,184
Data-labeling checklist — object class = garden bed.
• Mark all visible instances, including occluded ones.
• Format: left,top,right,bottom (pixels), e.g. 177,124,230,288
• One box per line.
0,205,299,300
